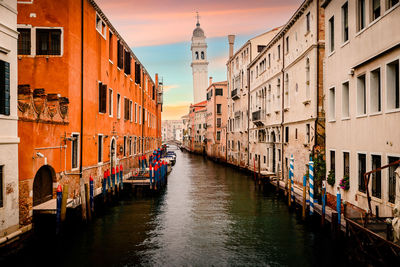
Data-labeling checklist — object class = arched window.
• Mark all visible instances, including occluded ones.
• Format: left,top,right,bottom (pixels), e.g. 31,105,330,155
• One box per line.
285,73,289,108
195,51,199,60
306,58,310,100
201,51,204,59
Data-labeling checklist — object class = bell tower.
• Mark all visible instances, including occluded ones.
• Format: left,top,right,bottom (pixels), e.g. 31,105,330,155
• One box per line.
191,12,209,103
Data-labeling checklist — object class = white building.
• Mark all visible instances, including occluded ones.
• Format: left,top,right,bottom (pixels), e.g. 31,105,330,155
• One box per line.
162,120,184,142
226,28,281,168
0,0,19,237
322,0,400,216
191,14,209,103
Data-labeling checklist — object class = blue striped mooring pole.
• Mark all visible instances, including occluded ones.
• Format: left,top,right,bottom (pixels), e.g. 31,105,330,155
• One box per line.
337,187,341,224
56,185,62,234
309,157,314,215
90,176,94,212
290,155,294,204
120,165,123,190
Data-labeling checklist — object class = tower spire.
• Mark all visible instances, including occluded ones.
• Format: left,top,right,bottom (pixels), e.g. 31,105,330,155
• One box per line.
196,11,200,27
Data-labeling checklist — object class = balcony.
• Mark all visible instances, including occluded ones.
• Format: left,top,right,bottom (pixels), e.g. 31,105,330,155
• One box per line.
252,110,264,126
234,111,241,118
231,89,240,100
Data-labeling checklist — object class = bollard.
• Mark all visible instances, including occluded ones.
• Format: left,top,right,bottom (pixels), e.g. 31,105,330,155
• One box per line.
309,157,314,216
90,176,94,213
61,184,69,223
56,185,62,234
85,183,91,221
322,180,326,226
149,164,153,189
120,165,123,190
103,170,107,202
337,187,341,225
302,175,306,221
112,167,116,194
289,155,294,206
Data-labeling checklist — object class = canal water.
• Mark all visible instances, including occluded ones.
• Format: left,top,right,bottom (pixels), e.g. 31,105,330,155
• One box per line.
2,149,347,266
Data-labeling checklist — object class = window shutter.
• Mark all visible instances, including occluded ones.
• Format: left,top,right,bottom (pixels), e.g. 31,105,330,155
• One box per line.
0,60,10,115
99,83,107,113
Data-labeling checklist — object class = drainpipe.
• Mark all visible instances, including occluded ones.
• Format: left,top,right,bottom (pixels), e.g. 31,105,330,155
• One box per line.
281,34,285,182
313,0,321,156
79,0,87,221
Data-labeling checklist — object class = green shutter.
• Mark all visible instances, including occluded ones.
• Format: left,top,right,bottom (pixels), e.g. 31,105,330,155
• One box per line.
0,60,10,115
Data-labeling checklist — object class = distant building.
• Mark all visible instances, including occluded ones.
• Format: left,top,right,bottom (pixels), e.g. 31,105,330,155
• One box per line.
226,28,281,168
162,120,184,143
184,101,207,153
205,79,228,161
0,0,19,238
191,14,209,104
322,0,400,216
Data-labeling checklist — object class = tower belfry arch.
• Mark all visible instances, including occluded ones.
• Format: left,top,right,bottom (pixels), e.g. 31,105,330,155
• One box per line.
191,12,209,103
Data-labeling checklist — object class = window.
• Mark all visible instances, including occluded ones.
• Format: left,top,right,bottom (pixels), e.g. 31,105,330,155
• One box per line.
123,136,127,157
98,82,107,113
109,88,113,116
117,40,124,69
295,128,298,139
342,2,349,42
135,63,141,84
117,93,121,119
342,82,350,117
388,156,400,203
357,74,366,115
330,150,336,182
36,29,61,55
139,105,142,125
343,152,350,178
124,50,131,75
371,155,381,198
387,0,399,10
96,14,106,37
329,16,335,52
201,51,204,59
215,88,223,96
284,74,289,108
109,31,113,60
387,60,399,110
357,0,366,31
277,45,281,60
124,98,129,120
18,28,31,55
0,165,3,207
134,136,137,154
217,104,222,114
358,153,366,192
0,60,10,116
217,131,221,141
306,12,310,32
195,51,199,60
268,53,271,68
285,36,289,53
306,124,310,144
134,103,138,123
329,87,336,120
285,126,289,143
371,0,381,21
216,118,221,127
98,135,103,163
129,137,132,156
129,100,133,122
370,68,381,113
305,58,310,100
71,134,79,169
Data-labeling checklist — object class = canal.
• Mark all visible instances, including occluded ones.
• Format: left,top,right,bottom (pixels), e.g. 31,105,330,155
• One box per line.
1,149,347,266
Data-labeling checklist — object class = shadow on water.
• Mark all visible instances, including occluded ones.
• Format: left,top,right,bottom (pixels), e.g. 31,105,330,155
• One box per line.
1,150,350,266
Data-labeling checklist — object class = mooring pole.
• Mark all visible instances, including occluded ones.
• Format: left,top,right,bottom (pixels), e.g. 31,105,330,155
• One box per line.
290,155,294,204
322,180,326,226
120,165,123,190
337,186,341,226
309,157,314,216
85,183,91,221
61,184,69,223
56,185,62,235
116,166,119,194
102,170,107,203
149,164,153,189
89,176,94,213
302,175,306,220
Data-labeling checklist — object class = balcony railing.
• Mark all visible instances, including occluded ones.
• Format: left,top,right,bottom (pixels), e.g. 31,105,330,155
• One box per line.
252,110,261,121
231,89,240,100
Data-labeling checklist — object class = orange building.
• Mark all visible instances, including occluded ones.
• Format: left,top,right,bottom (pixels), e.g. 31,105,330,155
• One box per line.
17,0,162,225
186,101,207,154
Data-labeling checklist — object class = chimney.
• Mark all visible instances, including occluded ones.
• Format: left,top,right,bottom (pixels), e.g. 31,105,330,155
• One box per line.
228,35,235,59
209,77,213,86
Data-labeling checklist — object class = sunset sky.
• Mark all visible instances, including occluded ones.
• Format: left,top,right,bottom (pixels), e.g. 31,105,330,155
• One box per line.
96,0,303,120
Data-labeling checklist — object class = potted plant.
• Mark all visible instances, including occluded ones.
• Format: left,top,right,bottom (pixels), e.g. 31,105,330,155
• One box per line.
327,170,335,186
339,175,350,190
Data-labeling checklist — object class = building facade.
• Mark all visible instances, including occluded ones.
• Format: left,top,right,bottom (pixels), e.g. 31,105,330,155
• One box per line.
191,16,208,104
205,80,227,161
162,120,184,143
249,0,325,186
0,0,19,238
322,0,400,216
17,0,162,225
226,28,281,168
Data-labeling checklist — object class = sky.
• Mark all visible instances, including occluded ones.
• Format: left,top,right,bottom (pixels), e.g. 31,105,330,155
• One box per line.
96,0,303,120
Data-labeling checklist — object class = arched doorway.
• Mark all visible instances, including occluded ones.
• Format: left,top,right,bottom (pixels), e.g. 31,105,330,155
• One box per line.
271,132,276,173
33,165,55,206
110,137,116,172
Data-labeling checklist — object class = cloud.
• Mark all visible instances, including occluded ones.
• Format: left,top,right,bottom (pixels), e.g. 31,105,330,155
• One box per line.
162,102,191,120
163,84,180,93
